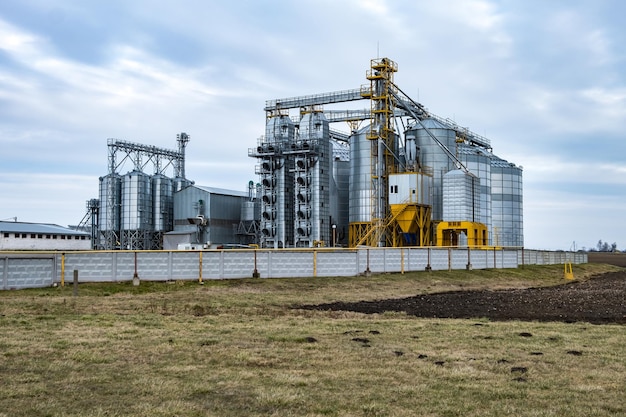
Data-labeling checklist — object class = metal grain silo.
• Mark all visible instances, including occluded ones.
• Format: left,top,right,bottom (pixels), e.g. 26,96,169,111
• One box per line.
490,156,523,247
295,110,330,247
442,170,480,222
409,119,457,221
98,173,122,249
121,170,152,249
152,174,173,232
349,126,373,225
258,114,295,248
330,140,349,246
458,144,492,238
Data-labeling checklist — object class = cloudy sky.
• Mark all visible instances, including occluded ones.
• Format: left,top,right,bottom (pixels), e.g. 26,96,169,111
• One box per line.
0,0,624,251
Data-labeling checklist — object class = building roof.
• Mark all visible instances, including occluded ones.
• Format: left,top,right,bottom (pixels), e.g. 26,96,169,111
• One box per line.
184,185,249,198
0,221,89,236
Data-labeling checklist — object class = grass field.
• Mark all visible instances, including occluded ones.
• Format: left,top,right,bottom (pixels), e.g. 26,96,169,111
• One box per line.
0,263,624,417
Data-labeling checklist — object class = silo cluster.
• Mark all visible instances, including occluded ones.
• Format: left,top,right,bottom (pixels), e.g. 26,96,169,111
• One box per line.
98,171,183,249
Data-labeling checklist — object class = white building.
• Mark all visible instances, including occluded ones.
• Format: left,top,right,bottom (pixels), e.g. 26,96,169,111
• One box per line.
0,221,91,250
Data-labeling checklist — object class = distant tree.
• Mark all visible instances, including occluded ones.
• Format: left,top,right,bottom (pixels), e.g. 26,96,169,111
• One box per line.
611,242,617,252
597,240,603,251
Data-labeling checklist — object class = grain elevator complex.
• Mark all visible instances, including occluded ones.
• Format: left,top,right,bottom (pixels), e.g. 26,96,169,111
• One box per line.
86,58,523,250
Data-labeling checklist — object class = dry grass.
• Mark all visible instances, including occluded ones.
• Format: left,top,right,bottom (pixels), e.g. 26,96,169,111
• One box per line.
0,263,624,416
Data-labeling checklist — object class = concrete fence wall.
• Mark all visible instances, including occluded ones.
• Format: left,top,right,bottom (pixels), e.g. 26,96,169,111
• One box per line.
1,248,588,290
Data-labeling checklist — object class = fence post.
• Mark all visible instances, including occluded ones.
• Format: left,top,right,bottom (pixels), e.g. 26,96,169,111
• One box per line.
252,249,260,278
466,247,472,270
133,251,140,286
73,270,78,297
61,253,66,287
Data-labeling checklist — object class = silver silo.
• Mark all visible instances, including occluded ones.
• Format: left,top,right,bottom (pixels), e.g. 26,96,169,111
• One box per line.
259,114,295,248
98,173,122,249
409,118,457,222
121,170,153,249
295,111,330,247
330,140,350,246
490,156,523,247
348,126,373,225
458,144,492,240
442,170,480,222
152,174,173,232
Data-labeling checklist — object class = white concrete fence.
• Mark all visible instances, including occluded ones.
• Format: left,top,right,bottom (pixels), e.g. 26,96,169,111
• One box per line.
1,248,587,290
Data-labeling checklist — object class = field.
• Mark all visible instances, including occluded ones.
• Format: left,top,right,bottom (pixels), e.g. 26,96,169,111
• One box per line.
0,263,624,416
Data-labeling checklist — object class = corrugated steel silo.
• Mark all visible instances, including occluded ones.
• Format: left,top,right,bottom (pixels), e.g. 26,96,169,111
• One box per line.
152,174,173,232
490,156,523,247
442,170,480,222
98,173,122,249
348,126,372,225
458,144,492,238
409,119,457,221
121,170,153,249
331,141,350,246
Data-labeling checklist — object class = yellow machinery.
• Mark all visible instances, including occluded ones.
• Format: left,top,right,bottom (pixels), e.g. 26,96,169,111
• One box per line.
436,221,488,247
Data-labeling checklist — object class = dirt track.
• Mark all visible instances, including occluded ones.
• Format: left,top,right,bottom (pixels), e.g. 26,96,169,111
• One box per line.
301,271,626,324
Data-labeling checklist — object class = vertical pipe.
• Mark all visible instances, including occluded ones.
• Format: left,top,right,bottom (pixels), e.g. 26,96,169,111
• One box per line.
400,248,404,274
448,247,451,271
313,250,317,277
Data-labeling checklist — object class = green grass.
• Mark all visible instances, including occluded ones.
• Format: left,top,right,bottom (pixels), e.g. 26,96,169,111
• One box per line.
0,263,623,416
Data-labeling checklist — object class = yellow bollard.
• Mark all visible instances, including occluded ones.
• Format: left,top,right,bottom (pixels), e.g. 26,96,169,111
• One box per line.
564,262,574,280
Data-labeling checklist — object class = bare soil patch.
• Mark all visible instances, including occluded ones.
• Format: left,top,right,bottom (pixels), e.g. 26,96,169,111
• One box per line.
300,271,626,324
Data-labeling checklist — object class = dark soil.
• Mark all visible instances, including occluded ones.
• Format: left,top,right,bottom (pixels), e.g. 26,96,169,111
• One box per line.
299,271,626,324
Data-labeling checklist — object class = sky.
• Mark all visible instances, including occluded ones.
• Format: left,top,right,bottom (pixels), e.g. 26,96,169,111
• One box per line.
0,0,624,251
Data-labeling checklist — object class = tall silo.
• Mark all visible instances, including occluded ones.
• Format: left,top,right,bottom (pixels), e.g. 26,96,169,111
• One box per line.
121,170,153,249
151,174,173,249
490,156,523,247
295,110,330,247
409,119,457,222
98,173,122,250
348,126,373,245
259,114,295,248
330,140,350,246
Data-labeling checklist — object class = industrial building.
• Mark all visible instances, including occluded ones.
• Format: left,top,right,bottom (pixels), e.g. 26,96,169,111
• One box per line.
250,58,523,248
0,221,90,250
81,57,522,250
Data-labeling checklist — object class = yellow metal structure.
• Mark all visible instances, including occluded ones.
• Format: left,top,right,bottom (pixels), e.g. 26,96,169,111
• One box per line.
390,203,432,246
436,221,488,247
349,58,398,247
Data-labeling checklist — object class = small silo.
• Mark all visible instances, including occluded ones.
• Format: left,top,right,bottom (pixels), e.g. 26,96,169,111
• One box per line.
442,170,480,222
457,144,492,239
121,170,153,249
490,156,523,247
98,173,122,249
152,174,174,232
